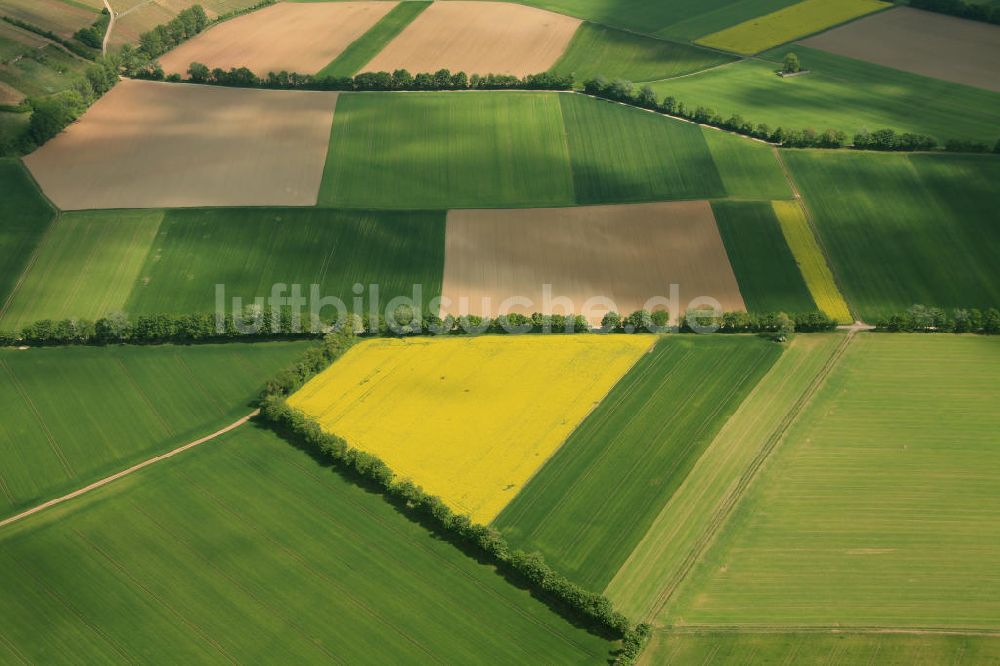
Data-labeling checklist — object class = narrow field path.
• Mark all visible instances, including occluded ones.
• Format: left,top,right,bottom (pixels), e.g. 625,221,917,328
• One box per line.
661,625,1000,637
102,0,115,56
0,410,259,530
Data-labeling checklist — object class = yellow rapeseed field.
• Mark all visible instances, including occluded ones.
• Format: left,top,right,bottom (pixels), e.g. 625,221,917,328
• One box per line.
288,335,654,523
773,200,853,323
696,0,890,55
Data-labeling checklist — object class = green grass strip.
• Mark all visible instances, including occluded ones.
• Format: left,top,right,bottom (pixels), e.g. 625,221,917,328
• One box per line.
319,1,431,78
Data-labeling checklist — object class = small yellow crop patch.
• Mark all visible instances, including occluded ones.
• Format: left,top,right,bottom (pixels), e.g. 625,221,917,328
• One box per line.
696,0,890,56
288,335,654,522
773,200,853,324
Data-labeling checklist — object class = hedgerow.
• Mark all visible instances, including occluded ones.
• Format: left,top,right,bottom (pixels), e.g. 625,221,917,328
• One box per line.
256,328,634,639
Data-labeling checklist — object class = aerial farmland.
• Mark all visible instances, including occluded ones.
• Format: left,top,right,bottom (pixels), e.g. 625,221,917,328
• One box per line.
0,0,998,663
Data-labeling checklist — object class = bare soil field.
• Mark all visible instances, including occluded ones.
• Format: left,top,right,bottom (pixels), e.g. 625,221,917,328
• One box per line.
364,1,581,77
24,79,338,209
158,2,396,76
800,7,1000,92
440,201,745,323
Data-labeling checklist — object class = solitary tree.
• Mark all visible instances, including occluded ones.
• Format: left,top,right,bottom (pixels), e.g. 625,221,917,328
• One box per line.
783,52,801,74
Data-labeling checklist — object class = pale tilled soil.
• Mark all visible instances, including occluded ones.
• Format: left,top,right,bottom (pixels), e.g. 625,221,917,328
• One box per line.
24,79,339,209
363,1,582,77
159,1,397,76
440,201,746,324
800,7,1000,92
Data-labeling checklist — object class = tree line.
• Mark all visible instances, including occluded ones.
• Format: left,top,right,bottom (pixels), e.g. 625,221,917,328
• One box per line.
73,9,111,50
876,304,1000,333
1,16,99,60
256,328,639,647
909,0,1000,24
2,308,843,348
582,75,998,154
155,61,576,92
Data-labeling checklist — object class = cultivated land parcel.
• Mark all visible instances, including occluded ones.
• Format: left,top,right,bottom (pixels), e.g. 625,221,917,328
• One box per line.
288,335,653,523
0,425,614,662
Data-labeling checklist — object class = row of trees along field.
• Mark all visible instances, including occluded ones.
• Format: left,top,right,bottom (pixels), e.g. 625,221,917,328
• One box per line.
172,62,575,91
876,304,1000,333
4,308,842,348
582,74,999,153
256,328,651,666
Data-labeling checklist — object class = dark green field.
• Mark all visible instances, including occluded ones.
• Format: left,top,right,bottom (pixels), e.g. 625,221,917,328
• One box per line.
0,159,54,310
320,92,576,208
786,150,1000,320
0,424,614,662
126,208,445,318
649,46,1000,144
319,1,432,77
560,93,725,203
494,335,781,590
0,342,309,520
517,0,798,41
549,22,734,83
713,201,817,313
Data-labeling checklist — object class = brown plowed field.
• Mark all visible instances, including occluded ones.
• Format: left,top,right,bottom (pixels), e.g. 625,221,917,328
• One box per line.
363,1,581,77
440,201,746,324
159,2,397,76
24,79,339,209
800,7,1000,92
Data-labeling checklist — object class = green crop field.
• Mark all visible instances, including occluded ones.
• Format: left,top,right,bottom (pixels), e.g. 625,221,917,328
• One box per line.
0,210,164,330
319,92,575,209
702,129,792,199
666,335,1000,628
0,159,53,311
560,94,725,203
495,335,781,591
648,47,1000,145
549,22,735,84
125,208,445,319
0,424,614,662
319,1,432,77
0,342,309,520
517,0,799,41
712,201,816,313
605,334,845,620
645,631,1000,664
1,208,445,328
785,150,1000,320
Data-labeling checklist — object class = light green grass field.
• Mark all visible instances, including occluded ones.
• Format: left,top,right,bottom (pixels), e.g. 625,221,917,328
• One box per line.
648,47,1000,143
319,92,576,208
605,334,844,620
319,1,432,77
0,424,615,663
549,22,735,84
0,342,309,520
695,0,889,55
125,208,445,318
0,43,86,98
712,201,816,313
785,150,1000,320
0,210,164,330
0,159,53,312
560,94,725,203
702,129,792,200
645,631,1000,664
495,335,781,591
666,335,1000,628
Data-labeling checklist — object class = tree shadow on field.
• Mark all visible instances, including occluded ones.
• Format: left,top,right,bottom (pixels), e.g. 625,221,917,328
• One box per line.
259,418,624,651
